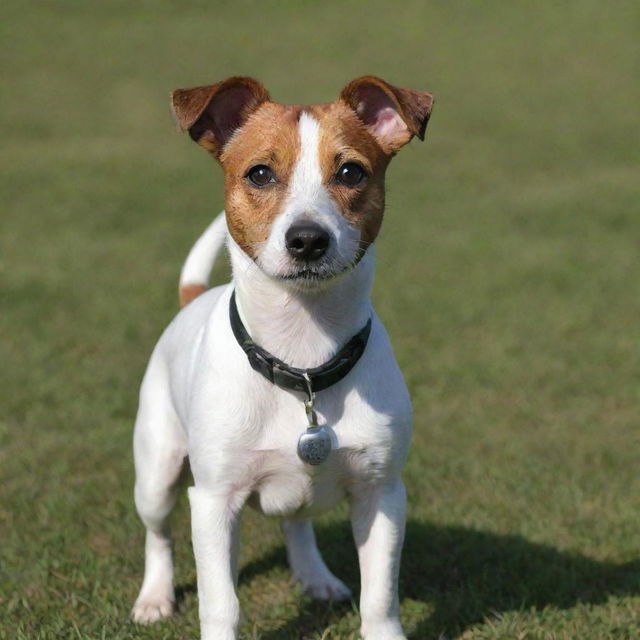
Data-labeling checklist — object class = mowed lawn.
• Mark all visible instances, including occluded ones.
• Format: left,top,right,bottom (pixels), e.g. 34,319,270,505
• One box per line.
1,2,639,638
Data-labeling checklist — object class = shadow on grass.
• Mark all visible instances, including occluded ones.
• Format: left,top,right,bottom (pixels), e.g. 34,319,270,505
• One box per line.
401,521,639,639
213,519,639,639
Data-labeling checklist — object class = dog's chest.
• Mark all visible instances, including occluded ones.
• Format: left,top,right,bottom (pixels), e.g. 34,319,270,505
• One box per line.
186,315,412,518
243,398,402,518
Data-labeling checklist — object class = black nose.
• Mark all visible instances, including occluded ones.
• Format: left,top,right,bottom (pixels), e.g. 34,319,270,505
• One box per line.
285,223,330,261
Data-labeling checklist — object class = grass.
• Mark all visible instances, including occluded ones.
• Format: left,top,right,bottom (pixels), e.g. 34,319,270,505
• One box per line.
1,1,639,638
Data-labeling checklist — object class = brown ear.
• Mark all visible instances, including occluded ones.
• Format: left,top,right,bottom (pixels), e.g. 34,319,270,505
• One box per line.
340,76,434,153
171,77,270,155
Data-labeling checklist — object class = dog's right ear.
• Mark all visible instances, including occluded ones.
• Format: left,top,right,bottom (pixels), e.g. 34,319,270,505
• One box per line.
171,77,270,155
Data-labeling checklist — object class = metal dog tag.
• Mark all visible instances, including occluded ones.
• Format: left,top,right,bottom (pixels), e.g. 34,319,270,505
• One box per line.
297,425,332,465
296,372,332,465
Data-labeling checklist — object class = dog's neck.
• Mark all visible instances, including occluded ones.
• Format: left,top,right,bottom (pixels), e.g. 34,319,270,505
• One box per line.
228,239,374,369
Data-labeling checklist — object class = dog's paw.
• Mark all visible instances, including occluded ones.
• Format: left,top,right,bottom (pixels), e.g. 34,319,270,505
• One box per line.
298,572,352,601
131,596,174,624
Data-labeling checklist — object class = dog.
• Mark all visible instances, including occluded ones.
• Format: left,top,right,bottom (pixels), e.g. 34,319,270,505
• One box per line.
131,76,433,640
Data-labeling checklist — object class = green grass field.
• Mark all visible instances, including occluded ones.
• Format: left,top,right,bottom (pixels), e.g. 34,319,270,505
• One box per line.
1,2,639,638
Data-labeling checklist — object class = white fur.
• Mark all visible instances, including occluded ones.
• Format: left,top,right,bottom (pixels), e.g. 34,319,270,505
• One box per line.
132,111,413,640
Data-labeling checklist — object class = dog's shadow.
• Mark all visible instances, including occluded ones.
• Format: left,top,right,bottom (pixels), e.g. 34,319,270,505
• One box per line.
187,519,638,639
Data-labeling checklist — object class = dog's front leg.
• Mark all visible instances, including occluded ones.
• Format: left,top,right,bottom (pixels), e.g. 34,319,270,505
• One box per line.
188,486,245,640
350,477,407,640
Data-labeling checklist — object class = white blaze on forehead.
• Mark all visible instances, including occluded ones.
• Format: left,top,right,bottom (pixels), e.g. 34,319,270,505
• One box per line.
289,112,325,204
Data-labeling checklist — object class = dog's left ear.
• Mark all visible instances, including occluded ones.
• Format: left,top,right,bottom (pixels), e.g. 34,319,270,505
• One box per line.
340,76,434,154
171,77,270,155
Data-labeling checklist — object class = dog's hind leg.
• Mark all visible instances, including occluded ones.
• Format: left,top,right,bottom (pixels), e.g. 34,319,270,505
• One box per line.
131,353,187,624
281,519,352,601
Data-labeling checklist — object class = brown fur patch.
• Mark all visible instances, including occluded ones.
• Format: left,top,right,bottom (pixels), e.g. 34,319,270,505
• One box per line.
311,103,390,247
179,283,207,307
220,103,303,257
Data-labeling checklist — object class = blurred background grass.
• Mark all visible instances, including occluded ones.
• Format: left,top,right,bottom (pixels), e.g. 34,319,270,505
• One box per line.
1,1,639,638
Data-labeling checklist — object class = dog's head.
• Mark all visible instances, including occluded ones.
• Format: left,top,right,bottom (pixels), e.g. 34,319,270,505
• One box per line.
172,76,433,287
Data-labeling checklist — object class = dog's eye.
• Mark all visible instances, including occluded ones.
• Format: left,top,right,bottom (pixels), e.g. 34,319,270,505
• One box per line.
336,162,366,187
246,165,275,187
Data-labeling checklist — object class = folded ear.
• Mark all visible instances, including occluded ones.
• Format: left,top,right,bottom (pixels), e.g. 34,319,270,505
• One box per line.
171,77,270,155
340,76,434,153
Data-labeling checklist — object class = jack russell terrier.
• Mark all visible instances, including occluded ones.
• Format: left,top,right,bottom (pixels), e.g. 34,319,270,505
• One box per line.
131,76,433,640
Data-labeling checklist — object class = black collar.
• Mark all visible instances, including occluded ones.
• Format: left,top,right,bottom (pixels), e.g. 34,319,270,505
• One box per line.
229,290,371,399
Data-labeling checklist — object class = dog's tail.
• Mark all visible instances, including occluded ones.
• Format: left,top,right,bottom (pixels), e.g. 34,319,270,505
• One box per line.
179,211,228,307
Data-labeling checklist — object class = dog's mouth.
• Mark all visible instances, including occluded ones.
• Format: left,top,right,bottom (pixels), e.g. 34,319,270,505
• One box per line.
279,264,351,284
276,246,371,285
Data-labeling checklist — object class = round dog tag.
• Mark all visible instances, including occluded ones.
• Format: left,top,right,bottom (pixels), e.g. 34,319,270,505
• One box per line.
297,426,332,465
